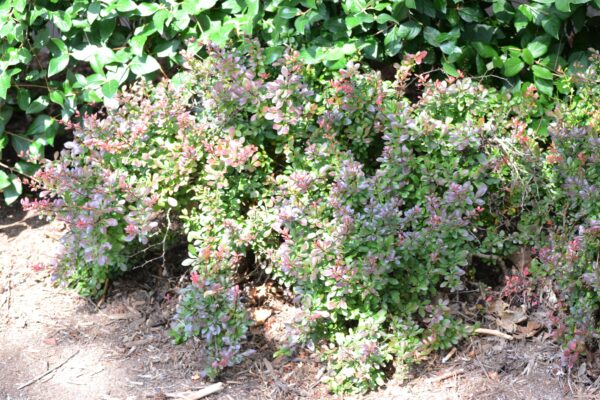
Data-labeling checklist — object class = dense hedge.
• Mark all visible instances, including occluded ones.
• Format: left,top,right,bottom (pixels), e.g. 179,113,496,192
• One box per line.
27,42,599,393
2,0,600,202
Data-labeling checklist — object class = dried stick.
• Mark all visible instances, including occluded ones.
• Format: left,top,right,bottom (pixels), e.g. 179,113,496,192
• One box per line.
18,350,80,390
475,327,513,340
166,382,224,399
428,368,465,383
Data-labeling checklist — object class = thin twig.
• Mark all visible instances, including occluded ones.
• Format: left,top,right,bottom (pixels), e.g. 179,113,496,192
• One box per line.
474,355,493,380
427,368,465,383
161,208,172,277
18,350,80,389
165,382,224,399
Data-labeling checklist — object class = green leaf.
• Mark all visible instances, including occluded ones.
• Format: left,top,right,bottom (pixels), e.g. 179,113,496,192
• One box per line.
458,6,482,22
87,2,102,24
71,45,114,62
527,35,551,58
14,161,39,177
375,13,397,24
0,107,13,134
397,21,421,40
346,13,374,29
472,42,498,58
423,27,442,46
153,9,169,34
52,11,72,32
98,18,116,42
442,61,459,77
48,55,70,77
3,175,22,205
534,77,553,96
49,90,65,106
264,46,284,64
26,96,49,114
130,55,161,76
0,171,10,190
26,115,57,137
130,34,148,56
555,0,571,12
137,3,160,16
50,38,68,56
17,89,31,111
0,72,11,100
115,0,137,12
384,26,402,56
102,80,119,98
521,48,534,65
514,9,530,31
542,15,561,39
182,0,217,14
155,40,180,58
503,57,525,77
13,0,26,13
278,7,299,19
532,65,553,80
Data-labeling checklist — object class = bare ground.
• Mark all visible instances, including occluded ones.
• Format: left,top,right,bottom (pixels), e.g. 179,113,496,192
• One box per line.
1,204,598,400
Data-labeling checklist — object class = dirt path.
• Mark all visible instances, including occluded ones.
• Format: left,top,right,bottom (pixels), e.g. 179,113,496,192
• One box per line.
0,204,597,399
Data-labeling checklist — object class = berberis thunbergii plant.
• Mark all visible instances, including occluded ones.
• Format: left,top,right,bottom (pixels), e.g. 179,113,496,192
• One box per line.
27,42,599,393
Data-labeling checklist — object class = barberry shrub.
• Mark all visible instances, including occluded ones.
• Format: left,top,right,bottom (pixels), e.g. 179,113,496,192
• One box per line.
24,80,203,296
29,42,599,393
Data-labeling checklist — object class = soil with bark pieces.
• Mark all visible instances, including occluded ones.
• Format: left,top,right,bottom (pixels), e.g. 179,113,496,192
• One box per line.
1,203,598,400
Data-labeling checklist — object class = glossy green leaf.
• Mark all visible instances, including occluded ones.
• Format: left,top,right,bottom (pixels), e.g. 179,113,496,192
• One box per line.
3,175,22,204
0,107,13,134
521,48,534,65
472,42,498,58
346,13,374,29
115,0,137,12
0,171,10,190
102,80,119,98
397,21,421,40
130,55,161,76
26,96,49,114
52,11,72,32
278,7,299,19
17,89,31,111
182,0,217,14
442,61,459,77
87,2,102,24
542,15,561,39
503,57,525,77
532,65,553,80
555,0,571,12
384,26,402,56
527,35,551,58
0,73,10,100
14,161,39,177
48,55,70,77
153,9,170,34
137,3,160,16
26,115,57,137
49,90,65,106
264,46,284,64
534,77,553,96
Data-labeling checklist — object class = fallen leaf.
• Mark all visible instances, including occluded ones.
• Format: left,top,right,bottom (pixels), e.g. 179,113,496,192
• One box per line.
515,320,542,339
43,338,57,346
490,300,527,333
251,308,273,325
191,372,201,381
